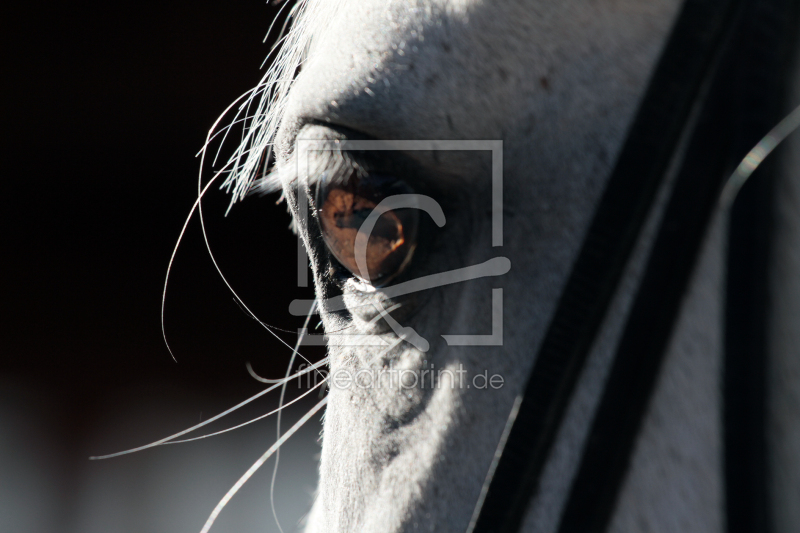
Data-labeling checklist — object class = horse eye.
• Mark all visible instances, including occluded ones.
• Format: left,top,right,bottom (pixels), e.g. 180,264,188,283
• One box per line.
316,173,419,285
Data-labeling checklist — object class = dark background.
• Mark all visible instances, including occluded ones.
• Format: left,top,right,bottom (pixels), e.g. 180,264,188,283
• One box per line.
1,2,322,531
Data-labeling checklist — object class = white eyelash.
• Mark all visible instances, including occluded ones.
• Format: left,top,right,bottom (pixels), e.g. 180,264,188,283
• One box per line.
196,0,350,213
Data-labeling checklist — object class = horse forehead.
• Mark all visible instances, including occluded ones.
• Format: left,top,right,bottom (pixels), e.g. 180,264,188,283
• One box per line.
278,0,532,148
278,0,680,158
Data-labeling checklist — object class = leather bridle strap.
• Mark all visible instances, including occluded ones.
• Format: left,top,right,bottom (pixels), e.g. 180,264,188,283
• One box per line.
557,0,798,529
722,1,798,533
468,0,743,531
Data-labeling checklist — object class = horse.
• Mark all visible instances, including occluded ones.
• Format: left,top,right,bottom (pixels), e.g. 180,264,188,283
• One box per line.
163,0,800,531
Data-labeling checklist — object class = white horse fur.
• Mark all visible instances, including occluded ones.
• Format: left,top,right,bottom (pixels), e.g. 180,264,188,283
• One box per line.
217,1,800,531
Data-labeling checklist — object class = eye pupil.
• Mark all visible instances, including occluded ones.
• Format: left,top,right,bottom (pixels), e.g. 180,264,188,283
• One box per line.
317,174,418,284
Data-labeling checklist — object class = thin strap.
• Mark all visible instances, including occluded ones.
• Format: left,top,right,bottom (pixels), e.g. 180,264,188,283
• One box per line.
468,1,743,531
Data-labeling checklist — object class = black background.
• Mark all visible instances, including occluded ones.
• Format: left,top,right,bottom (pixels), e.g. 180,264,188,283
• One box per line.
1,1,321,525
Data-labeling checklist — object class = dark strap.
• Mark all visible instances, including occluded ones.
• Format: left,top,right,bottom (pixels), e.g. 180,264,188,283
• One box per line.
556,8,744,532
724,2,798,533
469,1,743,531
556,0,798,532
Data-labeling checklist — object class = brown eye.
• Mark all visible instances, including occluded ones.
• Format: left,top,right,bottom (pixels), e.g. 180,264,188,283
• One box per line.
316,173,419,284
